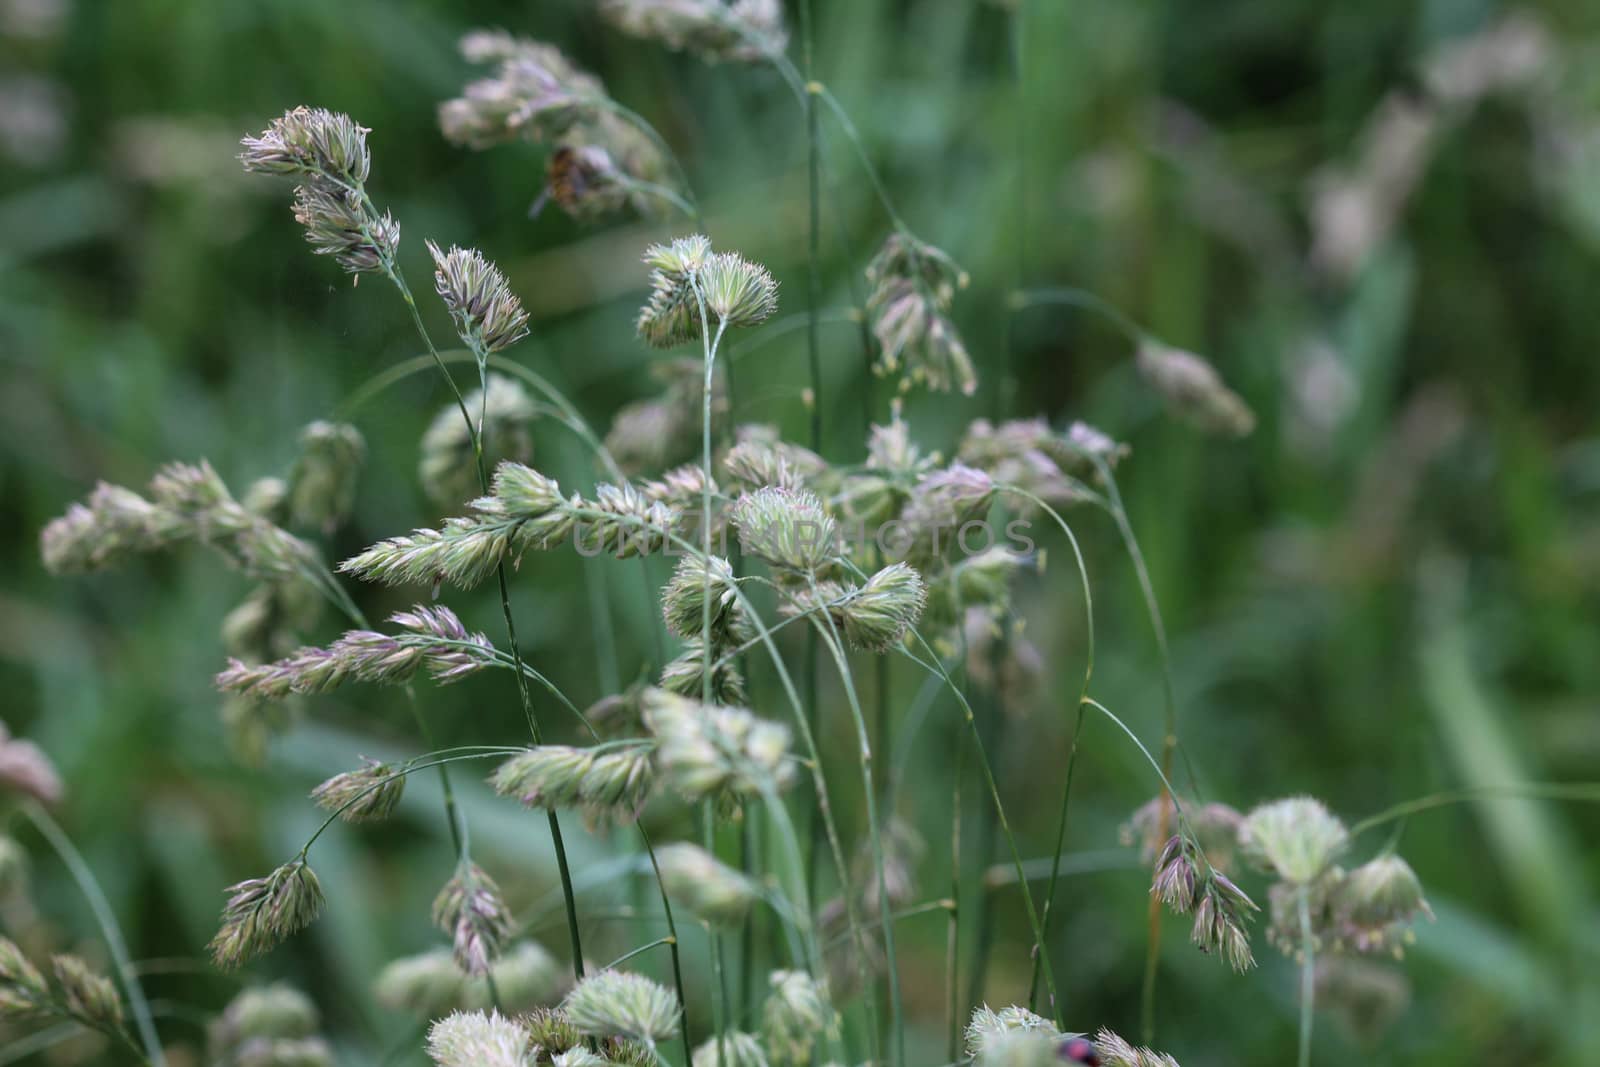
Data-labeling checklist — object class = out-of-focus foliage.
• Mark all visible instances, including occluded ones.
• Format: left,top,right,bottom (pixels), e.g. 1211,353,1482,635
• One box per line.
2,0,1599,1064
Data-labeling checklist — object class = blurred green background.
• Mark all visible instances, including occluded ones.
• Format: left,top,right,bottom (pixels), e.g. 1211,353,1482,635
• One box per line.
4,0,1600,1063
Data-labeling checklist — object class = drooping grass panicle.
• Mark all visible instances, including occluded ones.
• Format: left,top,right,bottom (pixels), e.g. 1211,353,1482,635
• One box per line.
1135,339,1256,438
310,758,406,822
440,31,671,220
426,241,531,356
210,858,325,969
433,862,514,976
865,231,975,396
214,604,495,700
1330,854,1433,955
642,688,795,803
833,562,927,653
490,743,654,826
562,969,680,1043
0,721,64,806
658,638,749,706
426,1009,532,1067
42,461,320,583
600,0,790,63
49,955,124,1031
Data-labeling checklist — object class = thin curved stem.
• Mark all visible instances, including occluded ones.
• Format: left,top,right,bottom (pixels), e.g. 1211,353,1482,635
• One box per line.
1297,888,1315,1067
23,804,166,1067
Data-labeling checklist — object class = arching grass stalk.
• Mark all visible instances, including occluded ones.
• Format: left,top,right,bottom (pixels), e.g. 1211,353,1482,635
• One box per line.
373,253,587,982
24,804,166,1067
1349,782,1600,836
995,487,1097,1016
805,574,905,1067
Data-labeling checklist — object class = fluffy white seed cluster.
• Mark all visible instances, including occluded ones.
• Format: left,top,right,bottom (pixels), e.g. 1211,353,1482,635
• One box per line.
426,1010,531,1067
561,969,680,1043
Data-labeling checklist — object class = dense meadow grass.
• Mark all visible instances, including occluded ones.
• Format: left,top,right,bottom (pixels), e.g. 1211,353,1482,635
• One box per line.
2,1,1599,1065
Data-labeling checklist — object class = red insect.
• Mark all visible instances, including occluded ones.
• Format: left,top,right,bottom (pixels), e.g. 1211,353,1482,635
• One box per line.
1059,1036,1102,1065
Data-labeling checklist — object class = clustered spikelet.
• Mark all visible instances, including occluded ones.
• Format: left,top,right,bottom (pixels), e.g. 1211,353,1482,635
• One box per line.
1239,795,1349,885
241,107,398,277
426,1010,531,1067
956,416,1127,511
661,554,751,645
1150,835,1258,972
837,562,927,652
0,937,48,1020
657,638,748,706
600,0,789,63
635,235,777,347
310,758,406,822
642,688,794,803
1331,854,1433,954
239,106,370,182
584,481,682,557
0,721,63,806
209,983,334,1067
287,420,365,533
50,955,123,1031
215,605,495,700
698,250,779,328
762,970,833,1065
691,1030,769,1066
440,31,670,220
865,231,975,395
210,858,325,969
433,863,513,976
965,1004,1063,1063
1240,796,1432,961
654,842,760,926
722,431,826,493
1095,1027,1183,1067
730,487,838,574
340,463,580,589
562,969,680,1043
1135,339,1256,438
427,242,531,355
490,744,654,825
375,941,564,1017
41,461,317,582
290,179,399,274
420,373,538,507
